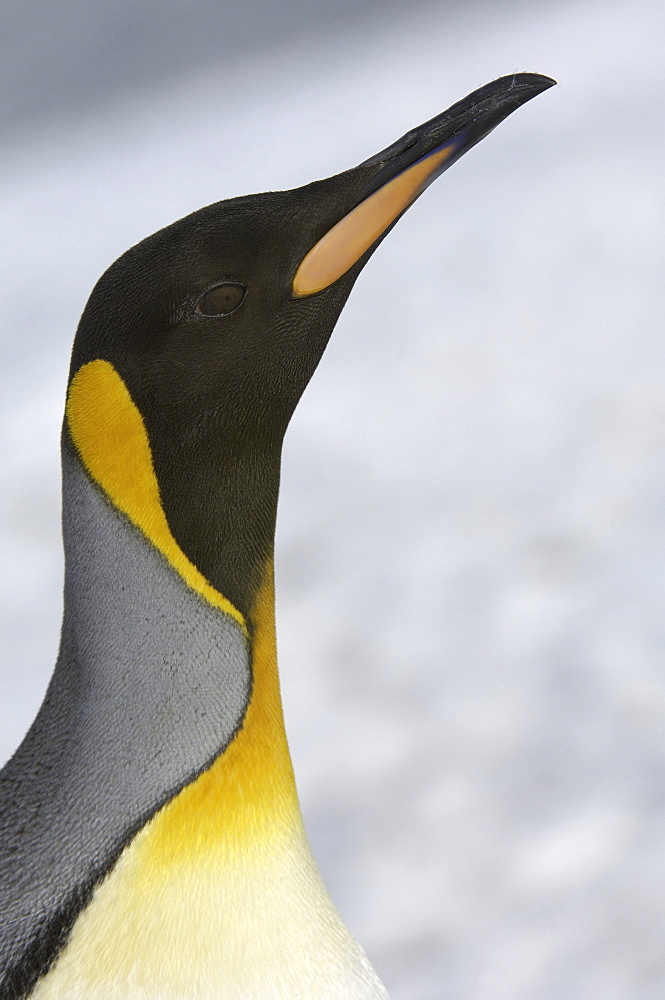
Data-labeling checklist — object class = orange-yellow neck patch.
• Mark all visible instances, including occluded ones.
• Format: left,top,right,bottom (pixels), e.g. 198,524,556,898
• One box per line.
142,563,302,867
66,359,247,637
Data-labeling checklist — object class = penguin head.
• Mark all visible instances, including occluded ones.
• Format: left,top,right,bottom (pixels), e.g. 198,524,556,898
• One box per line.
70,180,371,452
69,74,554,446
65,74,554,613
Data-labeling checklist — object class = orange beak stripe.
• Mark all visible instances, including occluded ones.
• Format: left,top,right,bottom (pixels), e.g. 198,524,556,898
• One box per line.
292,140,457,297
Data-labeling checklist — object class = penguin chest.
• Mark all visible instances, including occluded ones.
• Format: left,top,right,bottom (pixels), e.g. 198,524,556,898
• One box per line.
29,824,388,1000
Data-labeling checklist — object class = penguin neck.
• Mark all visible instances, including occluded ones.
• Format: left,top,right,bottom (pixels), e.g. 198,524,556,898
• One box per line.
149,431,284,620
64,358,302,849
51,359,388,998
145,558,305,864
47,502,390,1000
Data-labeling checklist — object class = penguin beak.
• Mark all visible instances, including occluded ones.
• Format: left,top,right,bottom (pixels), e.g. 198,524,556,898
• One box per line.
292,73,555,298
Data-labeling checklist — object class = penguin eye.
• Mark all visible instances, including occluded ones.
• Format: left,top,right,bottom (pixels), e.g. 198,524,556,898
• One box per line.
196,283,246,316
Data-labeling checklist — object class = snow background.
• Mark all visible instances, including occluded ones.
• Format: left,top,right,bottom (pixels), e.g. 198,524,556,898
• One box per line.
1,0,664,997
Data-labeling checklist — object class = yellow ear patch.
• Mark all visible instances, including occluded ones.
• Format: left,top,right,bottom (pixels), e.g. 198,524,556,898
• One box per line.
292,139,457,297
66,359,247,637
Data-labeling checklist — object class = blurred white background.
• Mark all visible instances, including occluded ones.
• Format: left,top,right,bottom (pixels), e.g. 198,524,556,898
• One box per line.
1,0,664,997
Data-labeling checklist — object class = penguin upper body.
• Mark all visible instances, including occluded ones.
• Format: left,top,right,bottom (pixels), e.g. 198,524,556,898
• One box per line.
0,74,554,1000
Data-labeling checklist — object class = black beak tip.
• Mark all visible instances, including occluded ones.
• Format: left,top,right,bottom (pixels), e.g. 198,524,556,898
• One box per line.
510,72,557,90
473,72,557,116
506,72,557,102
449,72,557,154
360,72,557,177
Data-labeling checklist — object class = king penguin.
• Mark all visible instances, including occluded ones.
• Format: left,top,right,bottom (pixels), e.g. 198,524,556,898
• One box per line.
0,74,554,1000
